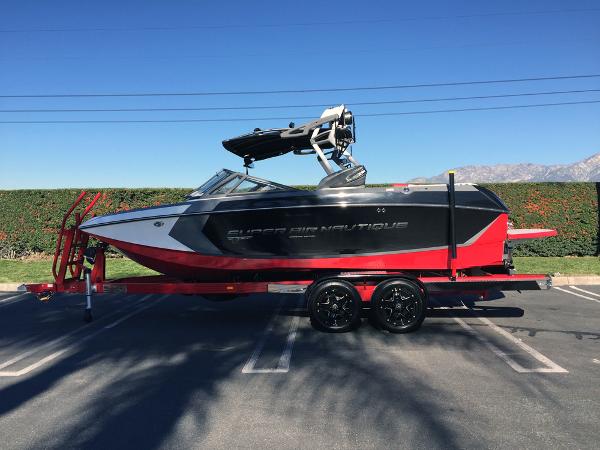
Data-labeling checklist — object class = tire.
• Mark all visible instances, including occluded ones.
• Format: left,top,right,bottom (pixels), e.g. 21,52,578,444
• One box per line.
307,280,361,333
370,279,426,333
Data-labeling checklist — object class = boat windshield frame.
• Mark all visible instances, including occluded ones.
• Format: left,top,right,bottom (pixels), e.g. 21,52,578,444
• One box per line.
187,169,232,198
187,169,296,199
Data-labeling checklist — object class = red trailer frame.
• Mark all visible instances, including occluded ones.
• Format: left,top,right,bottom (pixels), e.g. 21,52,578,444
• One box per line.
24,191,552,331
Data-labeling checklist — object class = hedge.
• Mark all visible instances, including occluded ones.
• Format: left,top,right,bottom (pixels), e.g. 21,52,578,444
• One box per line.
0,183,597,258
485,183,598,256
0,189,188,258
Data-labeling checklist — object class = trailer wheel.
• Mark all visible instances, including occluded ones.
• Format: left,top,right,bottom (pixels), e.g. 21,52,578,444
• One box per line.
307,280,361,332
370,279,426,333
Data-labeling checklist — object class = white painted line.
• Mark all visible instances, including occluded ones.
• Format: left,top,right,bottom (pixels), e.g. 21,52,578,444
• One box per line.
0,295,141,370
0,293,28,309
568,286,600,300
0,293,27,304
0,294,158,377
434,301,567,374
452,315,529,373
0,348,72,377
242,297,302,375
103,299,158,329
475,315,567,373
242,300,284,374
277,316,301,372
0,295,161,377
555,286,600,304
241,367,289,374
0,299,161,377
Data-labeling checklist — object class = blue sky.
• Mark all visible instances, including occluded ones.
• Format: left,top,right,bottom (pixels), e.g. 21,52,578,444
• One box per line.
1,0,599,188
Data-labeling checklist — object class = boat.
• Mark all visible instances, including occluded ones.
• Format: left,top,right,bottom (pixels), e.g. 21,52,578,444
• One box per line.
79,105,556,281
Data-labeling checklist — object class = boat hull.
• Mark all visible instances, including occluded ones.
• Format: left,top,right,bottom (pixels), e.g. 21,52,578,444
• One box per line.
92,211,507,280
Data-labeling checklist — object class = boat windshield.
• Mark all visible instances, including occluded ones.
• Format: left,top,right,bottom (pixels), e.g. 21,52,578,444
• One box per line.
187,170,231,198
187,169,295,199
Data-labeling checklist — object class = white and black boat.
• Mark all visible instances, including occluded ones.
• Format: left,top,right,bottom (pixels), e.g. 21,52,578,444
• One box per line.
79,105,554,280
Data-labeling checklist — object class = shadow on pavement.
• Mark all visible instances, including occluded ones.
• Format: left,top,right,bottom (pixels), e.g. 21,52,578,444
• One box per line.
0,292,567,449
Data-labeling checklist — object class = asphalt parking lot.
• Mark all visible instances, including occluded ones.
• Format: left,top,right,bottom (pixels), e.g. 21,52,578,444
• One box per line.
0,286,598,449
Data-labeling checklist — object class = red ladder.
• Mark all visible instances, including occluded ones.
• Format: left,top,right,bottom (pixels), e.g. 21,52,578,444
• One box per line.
52,191,102,286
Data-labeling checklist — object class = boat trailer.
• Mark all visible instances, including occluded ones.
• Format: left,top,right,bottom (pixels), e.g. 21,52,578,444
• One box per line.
23,190,552,333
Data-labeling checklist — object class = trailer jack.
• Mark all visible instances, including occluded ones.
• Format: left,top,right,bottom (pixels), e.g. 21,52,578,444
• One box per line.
84,268,93,323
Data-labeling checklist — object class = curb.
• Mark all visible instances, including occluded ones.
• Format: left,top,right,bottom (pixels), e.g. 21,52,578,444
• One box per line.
2,277,600,293
550,276,600,286
0,283,24,292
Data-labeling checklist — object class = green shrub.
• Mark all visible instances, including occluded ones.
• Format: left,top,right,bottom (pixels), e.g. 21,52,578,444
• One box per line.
483,183,597,256
0,189,189,258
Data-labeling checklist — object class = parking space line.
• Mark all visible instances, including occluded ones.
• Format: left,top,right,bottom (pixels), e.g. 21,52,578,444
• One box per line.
242,300,283,374
103,299,158,329
0,293,28,308
452,315,530,372
555,286,600,304
242,298,301,374
0,293,27,304
0,294,160,377
0,295,142,371
435,302,568,374
568,286,600,300
474,315,567,373
276,315,300,372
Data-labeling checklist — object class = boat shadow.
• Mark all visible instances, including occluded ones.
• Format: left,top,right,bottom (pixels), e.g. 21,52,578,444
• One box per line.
278,293,525,319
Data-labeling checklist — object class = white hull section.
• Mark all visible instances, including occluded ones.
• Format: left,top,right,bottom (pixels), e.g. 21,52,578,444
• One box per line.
80,205,195,252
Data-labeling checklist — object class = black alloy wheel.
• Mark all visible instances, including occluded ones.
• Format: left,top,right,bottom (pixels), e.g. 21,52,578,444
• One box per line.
370,279,426,333
307,280,361,332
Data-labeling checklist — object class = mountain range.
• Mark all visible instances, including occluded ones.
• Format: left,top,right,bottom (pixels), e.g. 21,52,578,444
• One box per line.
409,152,600,183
